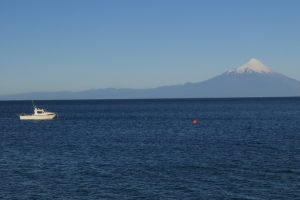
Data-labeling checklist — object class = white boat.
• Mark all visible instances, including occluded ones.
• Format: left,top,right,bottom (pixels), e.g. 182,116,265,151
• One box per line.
20,106,56,120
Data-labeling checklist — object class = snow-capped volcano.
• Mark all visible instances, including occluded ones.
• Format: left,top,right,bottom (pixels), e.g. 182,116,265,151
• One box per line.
1,58,300,99
228,58,272,74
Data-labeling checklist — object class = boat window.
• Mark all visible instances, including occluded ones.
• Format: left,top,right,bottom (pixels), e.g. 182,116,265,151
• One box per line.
37,111,43,114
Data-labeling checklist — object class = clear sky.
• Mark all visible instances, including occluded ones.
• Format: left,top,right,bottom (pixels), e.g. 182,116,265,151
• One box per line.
0,0,299,94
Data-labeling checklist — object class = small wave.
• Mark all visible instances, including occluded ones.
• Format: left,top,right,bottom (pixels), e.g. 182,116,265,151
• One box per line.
276,169,300,175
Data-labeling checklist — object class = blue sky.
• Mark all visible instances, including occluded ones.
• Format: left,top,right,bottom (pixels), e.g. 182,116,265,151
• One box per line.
0,0,299,94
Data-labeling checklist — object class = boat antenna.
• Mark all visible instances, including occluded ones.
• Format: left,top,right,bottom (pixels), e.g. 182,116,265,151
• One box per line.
32,100,35,108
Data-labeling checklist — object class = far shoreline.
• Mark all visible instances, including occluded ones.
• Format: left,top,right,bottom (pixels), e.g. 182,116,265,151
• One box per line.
1,96,300,102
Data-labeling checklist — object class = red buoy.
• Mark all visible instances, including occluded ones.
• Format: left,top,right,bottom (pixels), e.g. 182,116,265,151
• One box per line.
193,120,198,124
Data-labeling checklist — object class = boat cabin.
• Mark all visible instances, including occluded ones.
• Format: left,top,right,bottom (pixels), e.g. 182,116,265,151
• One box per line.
34,107,45,115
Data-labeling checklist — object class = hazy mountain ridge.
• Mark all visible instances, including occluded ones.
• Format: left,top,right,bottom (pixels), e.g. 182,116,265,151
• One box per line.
1,59,300,100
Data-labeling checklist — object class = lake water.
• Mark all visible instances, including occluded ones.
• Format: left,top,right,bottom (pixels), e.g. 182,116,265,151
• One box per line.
0,98,300,199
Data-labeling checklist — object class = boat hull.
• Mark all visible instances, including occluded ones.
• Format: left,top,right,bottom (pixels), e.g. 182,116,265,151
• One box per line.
19,114,56,120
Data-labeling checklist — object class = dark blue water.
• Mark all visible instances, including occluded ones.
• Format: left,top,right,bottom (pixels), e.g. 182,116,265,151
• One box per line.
1,98,300,200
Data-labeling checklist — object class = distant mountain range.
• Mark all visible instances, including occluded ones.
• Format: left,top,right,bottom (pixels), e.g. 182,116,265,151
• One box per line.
2,58,300,100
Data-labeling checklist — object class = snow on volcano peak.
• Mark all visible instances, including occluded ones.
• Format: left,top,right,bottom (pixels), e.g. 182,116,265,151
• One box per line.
234,58,272,74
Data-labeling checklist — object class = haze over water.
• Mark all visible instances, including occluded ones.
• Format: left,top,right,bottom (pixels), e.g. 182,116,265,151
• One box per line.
1,98,300,199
